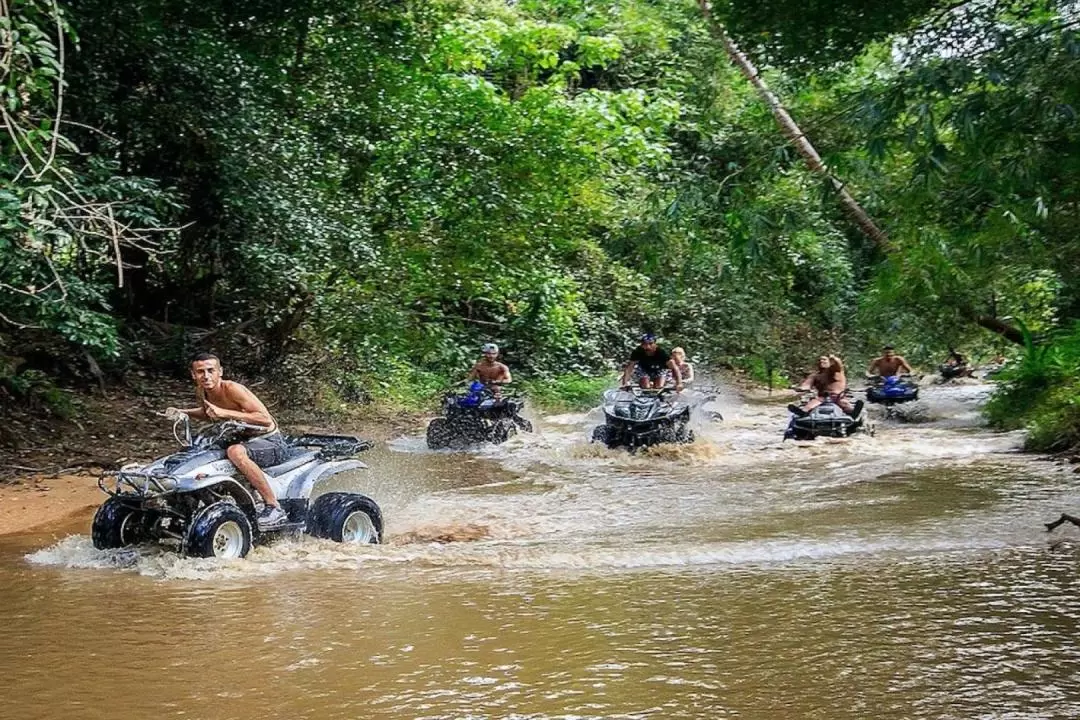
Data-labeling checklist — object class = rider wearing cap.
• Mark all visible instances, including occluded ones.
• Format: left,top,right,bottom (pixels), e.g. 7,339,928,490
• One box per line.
468,343,512,387
621,334,684,391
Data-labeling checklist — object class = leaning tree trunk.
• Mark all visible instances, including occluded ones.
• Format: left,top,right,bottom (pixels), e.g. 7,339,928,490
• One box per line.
696,0,1025,345
696,0,890,251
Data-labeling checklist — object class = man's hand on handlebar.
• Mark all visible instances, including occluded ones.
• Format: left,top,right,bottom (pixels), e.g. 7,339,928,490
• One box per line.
163,407,186,420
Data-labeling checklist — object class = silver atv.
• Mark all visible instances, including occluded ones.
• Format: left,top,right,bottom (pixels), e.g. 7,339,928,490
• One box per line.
92,417,382,559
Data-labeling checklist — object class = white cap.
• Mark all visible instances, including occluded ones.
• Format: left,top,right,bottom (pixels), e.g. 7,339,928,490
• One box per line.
481,343,499,353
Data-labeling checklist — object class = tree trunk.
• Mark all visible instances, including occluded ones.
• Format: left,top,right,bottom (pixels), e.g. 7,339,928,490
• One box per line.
696,1,1026,345
972,313,1025,345
696,0,890,251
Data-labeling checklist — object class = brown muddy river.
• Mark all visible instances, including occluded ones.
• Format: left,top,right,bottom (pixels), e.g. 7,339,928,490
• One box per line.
3,383,1080,719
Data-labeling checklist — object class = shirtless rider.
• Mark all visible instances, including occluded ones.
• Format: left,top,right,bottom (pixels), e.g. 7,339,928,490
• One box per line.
467,343,512,394
793,354,861,417
165,352,291,529
867,345,913,378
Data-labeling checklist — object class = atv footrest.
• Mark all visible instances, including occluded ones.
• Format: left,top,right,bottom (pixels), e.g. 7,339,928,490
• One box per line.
256,521,306,535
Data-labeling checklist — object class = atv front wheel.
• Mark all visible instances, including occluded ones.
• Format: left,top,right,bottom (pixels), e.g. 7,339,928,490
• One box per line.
426,418,453,450
183,502,253,559
491,418,517,445
92,498,146,549
307,492,383,544
676,427,695,444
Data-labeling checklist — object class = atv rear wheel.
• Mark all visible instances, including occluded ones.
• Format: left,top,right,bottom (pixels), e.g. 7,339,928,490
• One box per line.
307,492,382,544
92,498,146,549
183,502,253,559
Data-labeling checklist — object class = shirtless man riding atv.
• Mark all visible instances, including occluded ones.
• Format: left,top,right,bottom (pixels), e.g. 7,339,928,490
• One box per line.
468,343,512,385
867,345,913,378
165,352,290,529
794,354,860,416
467,343,513,399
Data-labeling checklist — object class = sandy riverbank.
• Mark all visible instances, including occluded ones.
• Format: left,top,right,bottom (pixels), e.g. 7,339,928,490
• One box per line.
0,473,102,536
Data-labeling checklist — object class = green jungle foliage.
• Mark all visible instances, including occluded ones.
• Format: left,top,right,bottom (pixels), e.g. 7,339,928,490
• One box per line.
3,0,1080,444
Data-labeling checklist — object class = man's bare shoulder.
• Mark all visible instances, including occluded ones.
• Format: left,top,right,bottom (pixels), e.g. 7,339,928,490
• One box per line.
221,380,262,401
220,379,247,394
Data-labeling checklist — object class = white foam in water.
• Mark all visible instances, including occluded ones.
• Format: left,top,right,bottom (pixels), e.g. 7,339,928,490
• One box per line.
25,523,1029,579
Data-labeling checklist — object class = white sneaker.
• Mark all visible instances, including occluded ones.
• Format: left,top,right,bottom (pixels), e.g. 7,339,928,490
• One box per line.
257,505,290,529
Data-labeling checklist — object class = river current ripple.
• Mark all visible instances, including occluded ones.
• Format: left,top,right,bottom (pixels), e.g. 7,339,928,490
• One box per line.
4,381,1080,719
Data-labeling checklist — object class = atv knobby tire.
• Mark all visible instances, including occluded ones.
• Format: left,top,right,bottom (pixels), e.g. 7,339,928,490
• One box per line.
591,425,612,446
183,501,253,559
92,497,147,549
490,418,517,445
426,418,454,450
307,492,383,544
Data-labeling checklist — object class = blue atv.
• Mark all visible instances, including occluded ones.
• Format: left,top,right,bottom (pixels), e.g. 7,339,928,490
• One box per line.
426,381,533,450
866,375,918,405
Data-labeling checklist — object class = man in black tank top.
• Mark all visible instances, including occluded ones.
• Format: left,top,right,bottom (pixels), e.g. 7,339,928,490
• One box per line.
621,334,684,390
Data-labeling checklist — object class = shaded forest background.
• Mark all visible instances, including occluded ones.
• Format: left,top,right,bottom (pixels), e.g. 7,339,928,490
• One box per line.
4,0,1080,447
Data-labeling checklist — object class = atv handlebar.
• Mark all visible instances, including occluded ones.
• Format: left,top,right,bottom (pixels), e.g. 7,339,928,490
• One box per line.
615,385,679,399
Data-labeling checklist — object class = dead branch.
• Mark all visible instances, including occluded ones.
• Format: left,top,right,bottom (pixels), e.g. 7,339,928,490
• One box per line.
1045,513,1080,532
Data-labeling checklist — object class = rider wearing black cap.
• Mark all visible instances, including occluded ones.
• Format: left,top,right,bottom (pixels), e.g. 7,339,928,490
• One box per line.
621,333,684,390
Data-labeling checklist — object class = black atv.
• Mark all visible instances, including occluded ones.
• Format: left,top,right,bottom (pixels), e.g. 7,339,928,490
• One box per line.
426,381,533,450
784,393,868,441
591,386,694,450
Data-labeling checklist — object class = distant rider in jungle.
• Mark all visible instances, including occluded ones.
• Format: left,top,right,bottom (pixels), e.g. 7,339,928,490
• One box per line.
467,343,512,397
621,334,684,391
942,347,973,378
866,345,913,378
165,352,291,529
793,354,861,417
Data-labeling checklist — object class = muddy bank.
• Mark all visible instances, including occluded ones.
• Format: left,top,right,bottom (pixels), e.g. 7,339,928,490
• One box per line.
0,473,101,536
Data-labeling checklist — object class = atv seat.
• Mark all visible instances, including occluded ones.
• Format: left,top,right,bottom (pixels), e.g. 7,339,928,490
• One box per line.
263,450,318,477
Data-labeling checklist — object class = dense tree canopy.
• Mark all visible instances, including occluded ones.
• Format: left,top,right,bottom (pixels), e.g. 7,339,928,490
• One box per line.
3,0,1080,442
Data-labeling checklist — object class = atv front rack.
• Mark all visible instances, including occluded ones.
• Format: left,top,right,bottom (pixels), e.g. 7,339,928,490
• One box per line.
98,467,176,498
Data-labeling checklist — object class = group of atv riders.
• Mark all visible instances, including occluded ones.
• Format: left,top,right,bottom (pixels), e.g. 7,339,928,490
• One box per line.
165,338,967,529
789,345,975,419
